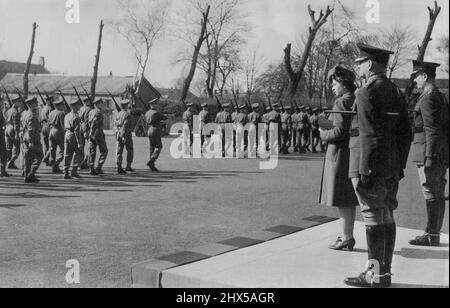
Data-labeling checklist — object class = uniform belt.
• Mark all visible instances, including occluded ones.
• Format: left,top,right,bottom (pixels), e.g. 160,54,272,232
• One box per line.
414,127,424,133
349,128,359,137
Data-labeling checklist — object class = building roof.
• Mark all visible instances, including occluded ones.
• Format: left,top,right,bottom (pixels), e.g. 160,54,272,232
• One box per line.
0,60,49,79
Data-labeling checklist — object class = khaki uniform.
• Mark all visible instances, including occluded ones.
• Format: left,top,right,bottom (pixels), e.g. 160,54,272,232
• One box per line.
215,110,232,156
4,107,21,164
64,111,83,173
48,109,66,168
115,110,134,167
145,109,167,164
88,108,108,169
0,112,7,171
280,111,292,154
40,104,53,163
21,109,43,178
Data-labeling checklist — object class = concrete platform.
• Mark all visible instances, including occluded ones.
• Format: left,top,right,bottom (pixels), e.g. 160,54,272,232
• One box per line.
132,217,449,288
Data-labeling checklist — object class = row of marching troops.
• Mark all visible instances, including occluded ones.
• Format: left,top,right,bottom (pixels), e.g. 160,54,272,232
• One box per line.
0,93,167,183
181,99,329,156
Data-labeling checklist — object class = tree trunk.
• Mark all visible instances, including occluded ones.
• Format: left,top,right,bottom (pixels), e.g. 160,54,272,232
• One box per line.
91,20,104,100
23,22,37,99
180,5,210,102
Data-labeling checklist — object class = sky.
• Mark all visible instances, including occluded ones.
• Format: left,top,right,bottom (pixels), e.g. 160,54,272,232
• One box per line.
0,0,449,89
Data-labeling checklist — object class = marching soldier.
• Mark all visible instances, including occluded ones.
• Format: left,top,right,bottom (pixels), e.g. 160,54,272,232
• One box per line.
79,98,92,170
182,102,195,155
22,97,43,183
40,96,54,166
247,103,261,157
4,96,22,169
280,105,292,154
0,100,11,177
345,44,411,288
298,105,311,153
310,107,320,153
88,98,108,176
48,99,66,174
409,60,449,247
215,102,232,157
145,98,167,172
115,99,134,174
64,98,83,179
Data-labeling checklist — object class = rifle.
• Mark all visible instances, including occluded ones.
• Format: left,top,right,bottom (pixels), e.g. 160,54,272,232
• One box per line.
35,87,47,108
279,100,285,112
267,96,273,111
14,87,29,110
81,87,94,107
325,110,399,116
73,86,84,106
43,90,55,110
57,89,71,111
232,99,240,113
107,90,122,113
2,87,12,109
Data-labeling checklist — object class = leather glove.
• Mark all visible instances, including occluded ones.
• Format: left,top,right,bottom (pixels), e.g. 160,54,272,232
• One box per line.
425,157,433,169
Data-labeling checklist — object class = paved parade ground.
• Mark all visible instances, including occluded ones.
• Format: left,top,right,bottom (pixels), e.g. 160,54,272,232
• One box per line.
0,135,448,288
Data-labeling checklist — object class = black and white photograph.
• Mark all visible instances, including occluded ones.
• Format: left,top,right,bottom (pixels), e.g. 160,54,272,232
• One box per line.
0,0,448,292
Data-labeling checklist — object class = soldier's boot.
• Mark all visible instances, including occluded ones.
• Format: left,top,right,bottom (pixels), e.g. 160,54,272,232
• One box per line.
71,167,81,179
437,199,446,236
125,164,135,172
28,173,40,183
64,170,72,180
89,166,99,176
52,164,63,174
147,159,159,172
7,160,18,170
117,165,127,175
80,160,89,170
409,200,441,247
345,225,389,288
96,165,105,175
0,165,11,177
383,223,396,287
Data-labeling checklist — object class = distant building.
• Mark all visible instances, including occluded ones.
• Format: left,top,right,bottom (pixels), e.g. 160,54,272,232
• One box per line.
0,74,160,130
0,59,50,80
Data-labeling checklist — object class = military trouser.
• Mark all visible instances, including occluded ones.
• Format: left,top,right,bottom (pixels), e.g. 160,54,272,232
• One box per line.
281,124,290,153
49,128,65,167
247,124,258,158
0,128,7,168
291,126,297,150
235,124,247,158
64,132,83,172
298,127,310,152
116,134,134,167
148,126,163,163
23,142,43,177
5,125,20,164
89,131,108,168
417,163,448,201
41,123,50,163
311,129,320,152
80,124,90,166
352,177,398,226
182,124,193,155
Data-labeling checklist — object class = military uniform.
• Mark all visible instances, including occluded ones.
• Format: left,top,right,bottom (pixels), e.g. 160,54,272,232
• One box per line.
199,103,210,147
39,103,53,165
0,109,10,177
182,104,195,155
4,99,22,169
266,105,281,153
298,107,311,153
115,100,134,173
234,105,248,158
145,99,167,171
88,100,108,174
247,104,261,157
21,98,43,183
79,102,92,169
309,108,320,153
280,107,292,154
64,100,83,178
409,61,449,247
47,100,66,173
215,104,232,157
345,44,412,288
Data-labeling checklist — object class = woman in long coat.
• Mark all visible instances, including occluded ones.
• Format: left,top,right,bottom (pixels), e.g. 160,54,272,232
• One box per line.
320,66,359,251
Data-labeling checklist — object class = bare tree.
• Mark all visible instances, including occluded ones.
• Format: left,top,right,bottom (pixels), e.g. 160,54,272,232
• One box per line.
215,47,240,96
91,20,104,99
437,36,449,73
23,22,38,98
243,47,266,102
112,0,169,82
284,5,333,100
180,4,211,102
381,26,416,79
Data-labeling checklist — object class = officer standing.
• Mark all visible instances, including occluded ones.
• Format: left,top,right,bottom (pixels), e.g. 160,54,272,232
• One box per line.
4,96,22,169
182,102,195,155
215,102,232,157
280,105,292,154
79,98,92,170
247,103,261,157
22,97,43,183
298,105,311,153
291,105,300,152
47,99,66,174
409,61,449,247
145,98,167,172
40,96,54,166
234,103,248,158
88,98,108,176
345,44,412,288
115,99,134,174
63,98,83,179
0,100,11,177
266,102,281,153
199,102,210,149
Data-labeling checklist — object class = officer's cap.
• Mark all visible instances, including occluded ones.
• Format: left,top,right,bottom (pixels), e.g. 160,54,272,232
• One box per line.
272,102,280,107
119,99,130,106
299,105,306,109
185,101,194,107
312,107,319,112
221,102,231,108
284,105,291,110
238,104,247,110
411,60,440,77
201,102,208,108
328,65,356,83
10,95,22,103
69,98,82,106
355,43,394,64
53,99,64,106
251,103,259,109
306,106,311,110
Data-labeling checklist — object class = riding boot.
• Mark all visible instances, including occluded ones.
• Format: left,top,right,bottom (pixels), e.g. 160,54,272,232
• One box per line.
89,165,99,176
0,165,11,177
384,223,396,287
409,200,441,247
117,164,127,175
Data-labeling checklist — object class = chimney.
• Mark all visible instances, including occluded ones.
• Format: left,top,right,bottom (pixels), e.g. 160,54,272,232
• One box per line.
39,56,45,68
